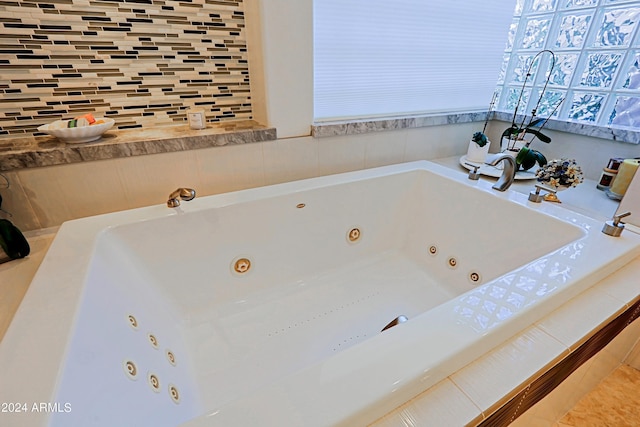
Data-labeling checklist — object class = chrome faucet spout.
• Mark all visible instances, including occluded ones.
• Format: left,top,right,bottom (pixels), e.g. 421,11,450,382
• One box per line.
486,154,516,192
167,187,196,208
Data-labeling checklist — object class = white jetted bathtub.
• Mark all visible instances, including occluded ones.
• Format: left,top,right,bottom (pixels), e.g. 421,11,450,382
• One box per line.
2,160,640,426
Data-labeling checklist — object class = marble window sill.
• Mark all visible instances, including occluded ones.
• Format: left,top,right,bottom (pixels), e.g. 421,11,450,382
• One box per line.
311,111,490,138
3,111,639,172
0,120,277,172
312,111,640,145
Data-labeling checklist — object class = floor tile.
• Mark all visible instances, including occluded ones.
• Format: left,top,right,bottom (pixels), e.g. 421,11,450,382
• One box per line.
559,364,640,426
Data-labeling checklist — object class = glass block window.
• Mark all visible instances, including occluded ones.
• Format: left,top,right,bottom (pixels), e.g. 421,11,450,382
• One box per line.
497,0,640,129
523,18,553,48
538,89,566,115
556,14,592,48
622,53,640,87
550,54,579,85
580,53,622,87
594,7,640,47
610,96,640,125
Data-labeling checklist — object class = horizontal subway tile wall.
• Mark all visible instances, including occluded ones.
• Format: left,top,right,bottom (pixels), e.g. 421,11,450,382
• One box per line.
0,0,251,139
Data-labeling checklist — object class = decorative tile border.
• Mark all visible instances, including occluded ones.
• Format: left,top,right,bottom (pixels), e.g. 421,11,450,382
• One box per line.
475,296,640,426
0,0,251,139
0,120,276,171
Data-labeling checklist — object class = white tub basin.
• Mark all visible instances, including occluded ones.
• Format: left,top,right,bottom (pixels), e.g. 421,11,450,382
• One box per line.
1,160,639,426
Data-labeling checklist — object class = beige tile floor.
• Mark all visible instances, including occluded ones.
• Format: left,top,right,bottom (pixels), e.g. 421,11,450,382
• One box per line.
557,364,640,427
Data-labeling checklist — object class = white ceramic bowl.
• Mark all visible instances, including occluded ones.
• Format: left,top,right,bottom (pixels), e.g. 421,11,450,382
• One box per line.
37,118,115,143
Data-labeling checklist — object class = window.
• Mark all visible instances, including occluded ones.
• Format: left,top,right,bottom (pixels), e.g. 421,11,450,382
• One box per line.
496,0,640,129
313,1,515,122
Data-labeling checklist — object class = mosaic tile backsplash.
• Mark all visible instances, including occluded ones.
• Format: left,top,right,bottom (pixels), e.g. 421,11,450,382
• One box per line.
0,0,252,139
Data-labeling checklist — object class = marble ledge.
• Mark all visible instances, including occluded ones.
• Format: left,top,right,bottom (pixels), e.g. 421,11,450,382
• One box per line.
312,111,640,145
492,111,640,145
311,111,489,138
0,120,277,172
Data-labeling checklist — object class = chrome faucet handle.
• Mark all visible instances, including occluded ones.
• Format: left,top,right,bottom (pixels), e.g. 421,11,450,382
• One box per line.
167,187,196,208
529,183,556,203
602,211,631,237
464,163,481,180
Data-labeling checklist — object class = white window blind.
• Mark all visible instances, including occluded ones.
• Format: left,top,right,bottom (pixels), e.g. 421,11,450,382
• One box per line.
313,0,516,121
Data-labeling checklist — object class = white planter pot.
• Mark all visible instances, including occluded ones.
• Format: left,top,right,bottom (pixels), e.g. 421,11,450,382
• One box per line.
466,139,490,163
501,136,526,153
502,148,521,159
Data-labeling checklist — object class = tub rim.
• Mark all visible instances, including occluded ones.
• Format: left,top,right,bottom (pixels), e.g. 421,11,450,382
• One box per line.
1,160,639,427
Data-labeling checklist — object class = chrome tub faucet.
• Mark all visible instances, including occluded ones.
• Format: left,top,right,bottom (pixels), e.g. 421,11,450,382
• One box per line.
167,188,196,207
486,153,517,192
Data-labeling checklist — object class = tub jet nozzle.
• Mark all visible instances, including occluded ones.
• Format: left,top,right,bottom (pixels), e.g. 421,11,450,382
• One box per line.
381,315,408,332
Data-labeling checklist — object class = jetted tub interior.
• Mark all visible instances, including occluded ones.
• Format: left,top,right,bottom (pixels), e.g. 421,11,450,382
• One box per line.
2,161,640,427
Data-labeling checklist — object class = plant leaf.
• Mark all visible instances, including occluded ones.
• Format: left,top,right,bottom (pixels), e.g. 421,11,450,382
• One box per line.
515,146,529,165
520,149,537,170
533,150,547,167
501,126,519,138
524,128,552,143
472,131,488,146
527,118,545,127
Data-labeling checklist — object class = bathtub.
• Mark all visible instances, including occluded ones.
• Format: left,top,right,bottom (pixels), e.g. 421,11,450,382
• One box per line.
1,160,640,426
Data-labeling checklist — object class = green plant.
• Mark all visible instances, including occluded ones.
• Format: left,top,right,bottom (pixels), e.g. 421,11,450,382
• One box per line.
472,131,488,147
515,146,547,171
502,50,564,171
471,93,496,149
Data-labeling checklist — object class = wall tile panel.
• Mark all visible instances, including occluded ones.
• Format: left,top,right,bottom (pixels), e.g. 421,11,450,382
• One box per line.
0,0,252,138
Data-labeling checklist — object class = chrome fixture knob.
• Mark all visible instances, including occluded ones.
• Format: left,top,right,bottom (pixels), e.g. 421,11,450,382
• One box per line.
167,187,196,208
602,211,631,237
465,163,481,180
528,183,556,203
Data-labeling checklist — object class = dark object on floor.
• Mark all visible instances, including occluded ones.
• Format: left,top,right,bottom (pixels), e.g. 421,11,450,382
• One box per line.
0,219,30,261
